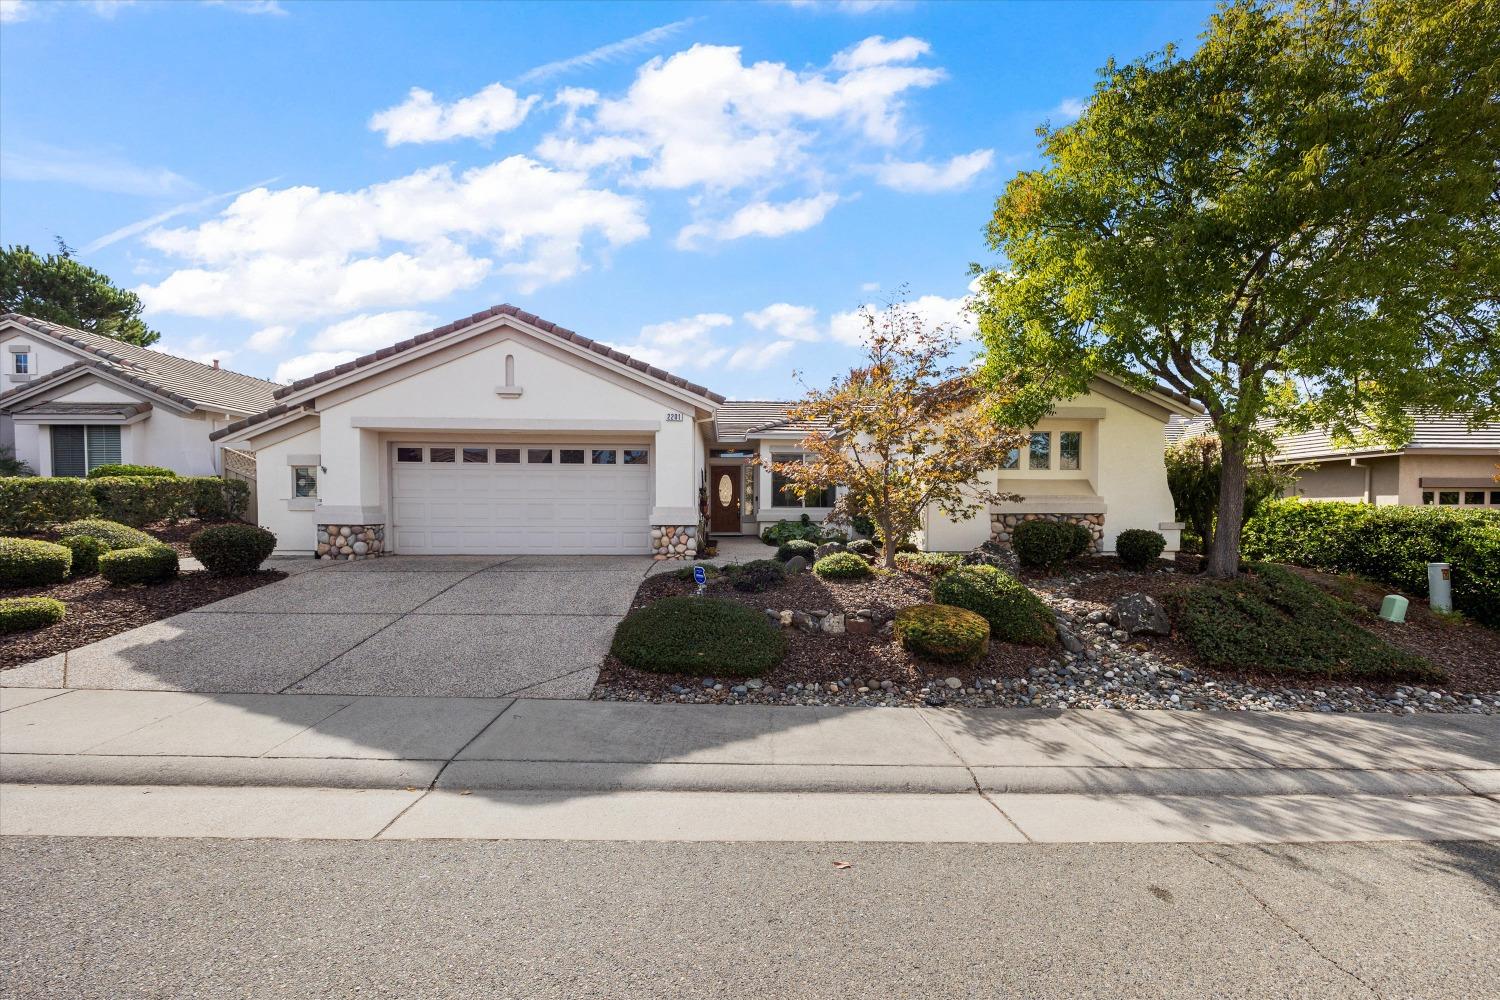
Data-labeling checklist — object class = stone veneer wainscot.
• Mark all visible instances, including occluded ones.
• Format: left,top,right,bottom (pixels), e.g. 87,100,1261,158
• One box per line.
317,523,386,560
990,512,1105,552
651,524,695,561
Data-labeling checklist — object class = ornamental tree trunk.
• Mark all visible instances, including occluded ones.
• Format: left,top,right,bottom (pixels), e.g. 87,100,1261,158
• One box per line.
1204,437,1248,579
878,513,897,569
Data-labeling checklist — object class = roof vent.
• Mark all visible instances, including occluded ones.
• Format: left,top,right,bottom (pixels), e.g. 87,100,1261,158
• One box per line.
212,359,220,369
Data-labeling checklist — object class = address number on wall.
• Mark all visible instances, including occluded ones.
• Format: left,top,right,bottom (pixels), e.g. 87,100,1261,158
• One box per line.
665,412,684,422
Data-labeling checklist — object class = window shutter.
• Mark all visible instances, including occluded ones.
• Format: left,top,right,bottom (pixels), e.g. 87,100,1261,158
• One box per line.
50,426,86,477
86,426,122,470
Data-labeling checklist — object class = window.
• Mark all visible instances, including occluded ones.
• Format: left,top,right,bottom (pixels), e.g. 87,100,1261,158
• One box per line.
462,447,488,464
1438,491,1459,505
559,449,585,464
49,425,120,477
1029,432,1051,470
1423,491,1435,505
771,453,836,508
12,352,29,375
592,449,616,465
293,466,318,498
999,447,1019,471
1464,491,1486,506
1060,431,1082,471
623,449,649,465
1492,492,1500,505
496,448,521,464
396,447,423,463
527,448,553,464
430,448,455,463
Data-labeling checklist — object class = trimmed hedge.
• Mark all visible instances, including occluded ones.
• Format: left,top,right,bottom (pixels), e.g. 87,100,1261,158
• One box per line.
1067,523,1094,559
1242,500,1499,628
932,566,1054,646
99,544,179,586
1115,529,1167,570
723,559,786,593
813,551,873,580
0,475,249,532
0,477,94,533
611,596,785,676
0,596,66,634
0,537,73,587
776,539,818,562
87,464,177,478
59,535,111,577
894,551,961,577
1176,563,1444,684
894,604,990,666
55,519,154,550
1012,520,1078,570
189,524,276,575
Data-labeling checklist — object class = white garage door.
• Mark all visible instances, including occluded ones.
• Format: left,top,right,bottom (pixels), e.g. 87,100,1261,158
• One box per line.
390,443,652,555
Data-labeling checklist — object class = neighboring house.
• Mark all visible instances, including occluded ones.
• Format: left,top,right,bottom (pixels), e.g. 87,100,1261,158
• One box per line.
212,304,1198,559
0,314,279,477
1271,414,1500,508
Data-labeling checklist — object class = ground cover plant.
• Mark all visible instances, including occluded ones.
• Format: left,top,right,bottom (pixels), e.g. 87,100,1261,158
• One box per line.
894,604,990,667
610,596,785,676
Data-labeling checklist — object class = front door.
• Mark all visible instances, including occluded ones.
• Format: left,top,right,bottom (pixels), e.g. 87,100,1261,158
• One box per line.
709,465,741,533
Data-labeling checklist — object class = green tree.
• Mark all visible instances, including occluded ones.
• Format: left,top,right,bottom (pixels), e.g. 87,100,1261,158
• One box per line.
972,0,1499,578
1165,433,1289,554
0,243,161,346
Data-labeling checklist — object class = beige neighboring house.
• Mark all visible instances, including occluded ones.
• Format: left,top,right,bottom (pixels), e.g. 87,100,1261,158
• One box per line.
210,304,1198,559
0,314,279,478
1271,414,1500,509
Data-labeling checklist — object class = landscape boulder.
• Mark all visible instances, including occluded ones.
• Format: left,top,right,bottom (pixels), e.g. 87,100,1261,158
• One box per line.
1112,592,1171,636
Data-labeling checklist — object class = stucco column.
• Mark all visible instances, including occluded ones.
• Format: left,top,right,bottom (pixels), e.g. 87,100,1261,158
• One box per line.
313,420,386,560
649,418,699,560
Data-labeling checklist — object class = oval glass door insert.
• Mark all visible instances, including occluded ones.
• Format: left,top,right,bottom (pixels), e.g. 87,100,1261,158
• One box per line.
717,473,733,507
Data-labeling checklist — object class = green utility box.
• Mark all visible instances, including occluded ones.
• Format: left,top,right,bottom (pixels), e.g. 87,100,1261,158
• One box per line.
1379,594,1408,623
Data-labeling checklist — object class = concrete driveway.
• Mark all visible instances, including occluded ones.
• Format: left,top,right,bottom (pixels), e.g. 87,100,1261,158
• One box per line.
0,555,652,698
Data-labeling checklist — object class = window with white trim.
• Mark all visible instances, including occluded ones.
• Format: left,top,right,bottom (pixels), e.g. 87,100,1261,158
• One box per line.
293,466,318,498
770,453,837,508
49,425,120,477
12,352,30,375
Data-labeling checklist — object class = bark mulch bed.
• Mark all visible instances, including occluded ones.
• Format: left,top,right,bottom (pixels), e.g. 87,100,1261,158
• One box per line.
595,567,1054,700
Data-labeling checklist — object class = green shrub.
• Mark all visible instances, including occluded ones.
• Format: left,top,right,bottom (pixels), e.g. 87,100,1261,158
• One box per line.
894,604,990,666
894,551,961,577
189,524,276,575
611,596,785,676
776,539,818,562
1176,563,1444,684
87,464,177,478
851,514,875,538
0,596,66,634
99,544,179,586
762,515,825,547
55,518,154,550
189,477,250,520
1115,528,1167,570
1067,523,1094,559
0,537,73,587
933,565,1054,646
1242,500,1499,628
86,476,193,526
58,535,110,577
1011,520,1077,570
723,559,786,593
0,477,96,533
813,551,873,580
847,538,878,559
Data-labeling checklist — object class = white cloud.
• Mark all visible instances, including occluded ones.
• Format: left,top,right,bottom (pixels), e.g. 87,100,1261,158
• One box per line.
605,312,733,372
830,35,929,72
728,339,796,372
135,157,648,321
677,193,839,249
274,350,358,385
875,148,993,192
1050,97,1086,123
310,311,438,352
778,0,914,12
743,303,821,342
513,19,695,85
85,175,280,252
828,283,980,347
204,1,287,13
0,142,193,197
370,84,538,146
0,0,34,22
246,324,294,352
860,281,880,292
153,333,233,368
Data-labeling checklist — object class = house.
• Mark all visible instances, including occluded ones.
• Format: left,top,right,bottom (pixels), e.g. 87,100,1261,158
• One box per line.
0,314,279,477
210,304,1197,559
1271,414,1500,508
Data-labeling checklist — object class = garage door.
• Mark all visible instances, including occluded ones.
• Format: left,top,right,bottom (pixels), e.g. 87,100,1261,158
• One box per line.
390,443,652,555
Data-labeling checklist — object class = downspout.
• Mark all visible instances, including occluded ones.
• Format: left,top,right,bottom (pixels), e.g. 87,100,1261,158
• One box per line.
1350,457,1371,504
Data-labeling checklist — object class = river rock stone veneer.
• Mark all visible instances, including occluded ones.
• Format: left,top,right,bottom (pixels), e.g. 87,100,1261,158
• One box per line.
651,524,695,560
990,512,1105,552
317,523,386,560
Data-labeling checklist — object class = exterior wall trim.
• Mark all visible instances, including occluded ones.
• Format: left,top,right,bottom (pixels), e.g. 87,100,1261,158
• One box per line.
350,416,661,432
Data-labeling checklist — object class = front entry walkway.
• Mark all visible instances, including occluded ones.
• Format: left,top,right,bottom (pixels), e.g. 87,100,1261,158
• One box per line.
0,555,654,698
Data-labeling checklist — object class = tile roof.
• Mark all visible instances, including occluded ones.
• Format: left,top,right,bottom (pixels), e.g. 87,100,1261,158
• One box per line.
1272,412,1500,462
1164,414,1213,444
11,400,153,418
715,400,833,441
0,314,279,415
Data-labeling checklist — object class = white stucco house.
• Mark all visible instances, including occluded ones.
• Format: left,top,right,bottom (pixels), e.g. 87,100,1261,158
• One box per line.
0,313,279,477
209,305,1195,559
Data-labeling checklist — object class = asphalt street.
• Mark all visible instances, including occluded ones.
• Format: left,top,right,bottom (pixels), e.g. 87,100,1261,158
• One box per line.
2,837,1496,999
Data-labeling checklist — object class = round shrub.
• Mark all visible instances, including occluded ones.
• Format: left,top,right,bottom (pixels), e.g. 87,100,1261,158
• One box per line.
0,537,72,587
189,524,277,575
776,539,818,562
847,538,878,559
1067,523,1094,559
814,550,873,580
893,604,990,666
611,596,785,676
1115,528,1167,570
0,596,66,634
99,544,179,586
894,551,961,578
932,565,1054,646
59,535,110,577
54,518,154,550
724,558,786,593
1011,520,1077,570
87,464,177,479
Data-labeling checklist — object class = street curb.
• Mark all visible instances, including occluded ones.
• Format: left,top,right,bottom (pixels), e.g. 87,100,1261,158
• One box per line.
436,761,978,794
972,766,1477,797
0,754,443,790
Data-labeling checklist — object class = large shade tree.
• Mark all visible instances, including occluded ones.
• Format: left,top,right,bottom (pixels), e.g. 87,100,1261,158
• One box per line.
973,0,1499,577
0,243,161,347
767,299,1026,568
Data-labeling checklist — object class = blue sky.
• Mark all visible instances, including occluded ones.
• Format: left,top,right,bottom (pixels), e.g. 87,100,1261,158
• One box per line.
0,0,1214,398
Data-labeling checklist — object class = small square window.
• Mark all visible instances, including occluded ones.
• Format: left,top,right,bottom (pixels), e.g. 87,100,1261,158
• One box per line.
293,466,317,498
527,449,553,464
1029,432,1051,470
1422,491,1435,505
396,447,423,463
1438,491,1459,505
13,353,29,375
999,447,1019,471
592,449,616,465
623,449,649,466
496,448,521,464
1490,491,1500,505
1060,431,1081,471
559,449,585,465
462,447,488,464
1464,491,1485,505
430,448,456,463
